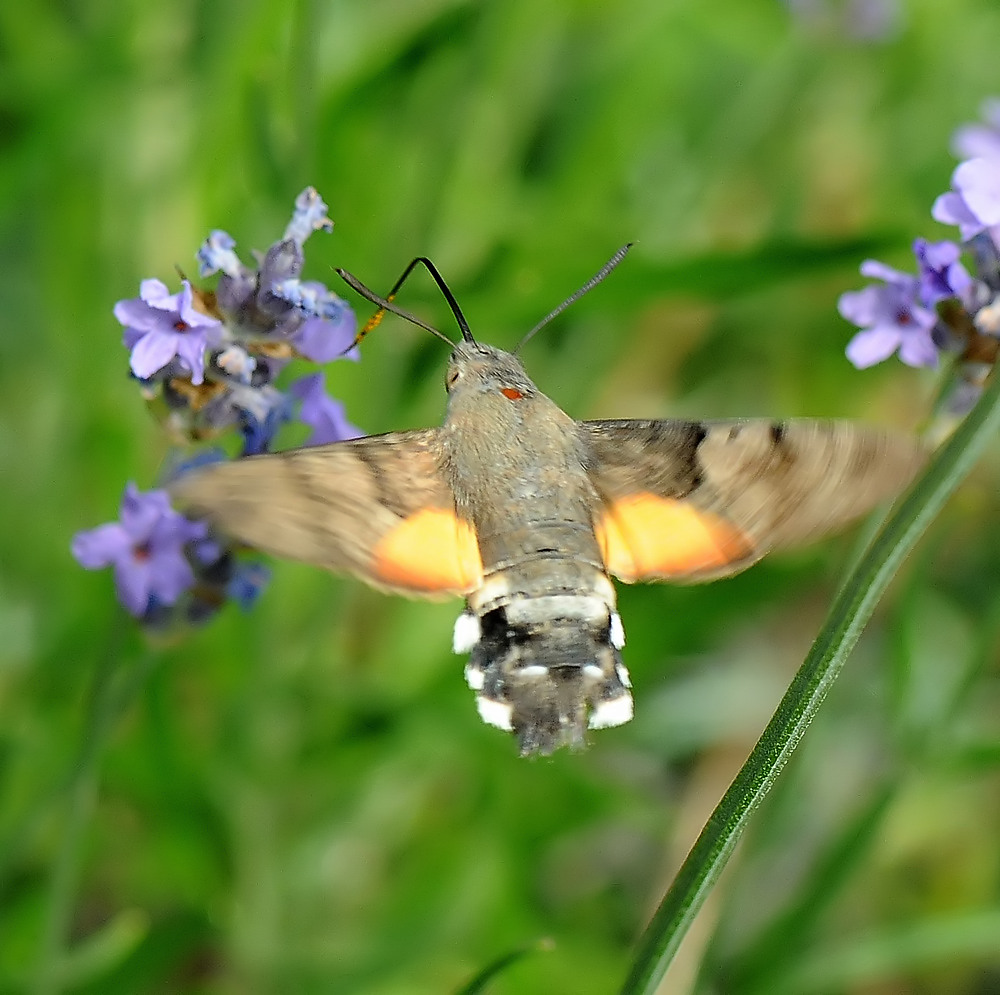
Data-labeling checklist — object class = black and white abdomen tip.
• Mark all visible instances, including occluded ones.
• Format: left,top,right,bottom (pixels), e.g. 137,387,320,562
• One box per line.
452,602,634,753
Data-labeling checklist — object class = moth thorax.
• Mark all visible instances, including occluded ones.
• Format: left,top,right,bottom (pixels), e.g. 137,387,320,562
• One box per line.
454,599,632,756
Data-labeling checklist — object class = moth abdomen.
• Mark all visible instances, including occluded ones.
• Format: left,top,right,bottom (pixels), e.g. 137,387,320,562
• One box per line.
457,596,632,756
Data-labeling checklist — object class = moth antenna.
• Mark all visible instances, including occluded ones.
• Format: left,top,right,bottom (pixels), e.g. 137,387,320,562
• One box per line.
514,243,634,353
336,267,455,347
405,256,476,344
337,256,476,348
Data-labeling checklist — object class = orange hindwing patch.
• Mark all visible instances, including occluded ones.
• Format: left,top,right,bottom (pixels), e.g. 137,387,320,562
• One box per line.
372,508,483,593
596,493,755,581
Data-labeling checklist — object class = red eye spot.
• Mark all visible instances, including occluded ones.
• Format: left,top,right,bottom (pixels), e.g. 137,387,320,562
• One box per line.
500,387,523,401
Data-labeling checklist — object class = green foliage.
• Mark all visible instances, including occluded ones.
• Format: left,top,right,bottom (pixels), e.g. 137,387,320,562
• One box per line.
3,0,1000,992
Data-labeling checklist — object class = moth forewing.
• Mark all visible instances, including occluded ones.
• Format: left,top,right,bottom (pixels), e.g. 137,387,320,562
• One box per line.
169,429,481,597
692,420,927,553
583,419,926,584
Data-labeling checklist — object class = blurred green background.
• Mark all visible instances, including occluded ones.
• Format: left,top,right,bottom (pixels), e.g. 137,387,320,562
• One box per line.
4,0,1000,991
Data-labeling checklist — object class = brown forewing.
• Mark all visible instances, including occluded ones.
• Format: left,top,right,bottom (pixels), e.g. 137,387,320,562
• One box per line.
581,419,927,582
170,428,464,595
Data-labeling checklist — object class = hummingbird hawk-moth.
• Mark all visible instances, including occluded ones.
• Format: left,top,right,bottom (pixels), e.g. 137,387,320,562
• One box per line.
172,251,925,755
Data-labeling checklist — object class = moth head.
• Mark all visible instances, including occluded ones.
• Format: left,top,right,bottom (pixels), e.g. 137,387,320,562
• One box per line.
445,341,536,402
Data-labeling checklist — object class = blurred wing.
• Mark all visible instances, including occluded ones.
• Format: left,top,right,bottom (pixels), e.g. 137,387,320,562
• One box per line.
170,429,482,597
581,419,926,583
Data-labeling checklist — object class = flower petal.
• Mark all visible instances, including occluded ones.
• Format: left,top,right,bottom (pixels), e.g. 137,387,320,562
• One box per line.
129,330,183,381
71,523,131,568
114,559,154,616
845,326,902,368
954,158,1000,225
140,278,179,310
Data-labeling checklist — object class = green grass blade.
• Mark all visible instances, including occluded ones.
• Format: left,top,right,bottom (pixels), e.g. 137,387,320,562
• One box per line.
769,908,1000,994
620,365,1000,995
453,938,555,995
717,781,897,992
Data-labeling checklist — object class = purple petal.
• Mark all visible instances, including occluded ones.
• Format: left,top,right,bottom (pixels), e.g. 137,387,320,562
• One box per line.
954,158,1000,225
915,238,959,271
114,297,157,331
74,484,203,616
858,259,914,286
129,331,185,382
119,483,172,541
932,190,983,239
175,281,222,332
953,124,1000,163
122,325,144,350
897,329,940,368
290,373,363,445
291,315,359,363
140,278,180,311
114,559,155,616
172,333,210,386
146,545,197,604
914,238,973,305
845,326,902,368
190,537,224,566
72,523,132,569
838,285,884,326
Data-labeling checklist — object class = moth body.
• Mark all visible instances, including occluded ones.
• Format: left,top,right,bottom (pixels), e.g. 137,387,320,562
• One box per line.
443,342,631,755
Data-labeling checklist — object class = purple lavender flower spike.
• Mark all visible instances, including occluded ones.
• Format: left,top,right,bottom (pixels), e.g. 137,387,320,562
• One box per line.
114,280,223,385
290,372,363,446
913,238,973,307
953,99,1000,162
932,158,1000,248
72,483,207,617
839,260,939,368
284,187,334,246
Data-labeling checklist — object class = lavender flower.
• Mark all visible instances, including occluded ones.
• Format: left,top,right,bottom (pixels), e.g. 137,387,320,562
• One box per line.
79,188,365,630
932,158,1000,249
115,280,223,385
839,112,1000,416
913,238,973,308
952,99,1000,162
117,188,361,448
839,259,939,368
290,372,364,446
72,484,207,616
